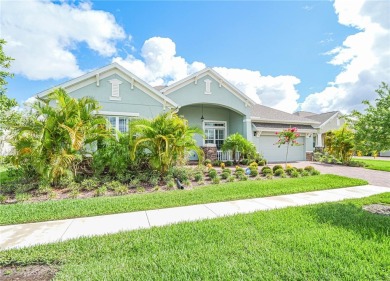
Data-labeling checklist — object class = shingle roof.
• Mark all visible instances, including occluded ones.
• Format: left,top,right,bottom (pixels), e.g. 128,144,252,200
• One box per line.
251,104,320,125
306,111,339,125
293,111,316,117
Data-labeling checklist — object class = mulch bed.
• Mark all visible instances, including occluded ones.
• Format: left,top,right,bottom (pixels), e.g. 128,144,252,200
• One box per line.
0,265,58,281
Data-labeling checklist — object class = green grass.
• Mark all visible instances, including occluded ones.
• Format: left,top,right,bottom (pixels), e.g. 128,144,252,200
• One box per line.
356,159,390,172
0,175,367,225
1,193,389,280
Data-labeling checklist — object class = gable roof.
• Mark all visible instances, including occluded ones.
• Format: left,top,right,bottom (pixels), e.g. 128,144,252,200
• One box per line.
306,111,340,126
251,104,320,125
160,68,257,106
293,111,316,118
36,63,178,108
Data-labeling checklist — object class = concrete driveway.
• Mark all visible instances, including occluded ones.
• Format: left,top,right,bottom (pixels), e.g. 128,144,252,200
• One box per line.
287,161,390,187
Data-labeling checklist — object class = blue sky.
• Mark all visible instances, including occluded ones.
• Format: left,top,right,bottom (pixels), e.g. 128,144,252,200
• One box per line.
2,0,389,113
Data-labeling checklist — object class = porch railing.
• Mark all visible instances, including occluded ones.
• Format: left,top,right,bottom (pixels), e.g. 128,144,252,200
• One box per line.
217,150,240,161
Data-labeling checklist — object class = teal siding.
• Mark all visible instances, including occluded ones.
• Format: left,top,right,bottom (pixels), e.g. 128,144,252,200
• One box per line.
168,75,251,117
69,74,165,118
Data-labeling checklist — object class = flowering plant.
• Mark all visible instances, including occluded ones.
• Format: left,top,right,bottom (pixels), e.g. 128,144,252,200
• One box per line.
274,127,302,167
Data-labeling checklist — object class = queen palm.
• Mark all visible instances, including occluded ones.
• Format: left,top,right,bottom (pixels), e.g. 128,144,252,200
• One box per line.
13,88,108,184
130,111,204,175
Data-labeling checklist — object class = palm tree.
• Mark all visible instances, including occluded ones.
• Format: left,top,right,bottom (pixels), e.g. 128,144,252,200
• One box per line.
221,133,249,164
130,111,204,175
12,88,108,184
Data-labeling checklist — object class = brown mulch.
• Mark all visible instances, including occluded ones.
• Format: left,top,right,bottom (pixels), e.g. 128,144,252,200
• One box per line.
0,265,58,281
363,204,390,216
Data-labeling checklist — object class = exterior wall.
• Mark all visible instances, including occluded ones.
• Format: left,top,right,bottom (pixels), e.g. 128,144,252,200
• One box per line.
178,105,244,147
69,73,165,119
320,114,345,133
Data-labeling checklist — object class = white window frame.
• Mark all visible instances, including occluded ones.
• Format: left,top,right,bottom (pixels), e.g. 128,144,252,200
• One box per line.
203,120,227,148
106,116,130,133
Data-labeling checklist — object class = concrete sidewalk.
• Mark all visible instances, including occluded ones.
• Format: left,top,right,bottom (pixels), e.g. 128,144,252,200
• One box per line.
1,185,389,251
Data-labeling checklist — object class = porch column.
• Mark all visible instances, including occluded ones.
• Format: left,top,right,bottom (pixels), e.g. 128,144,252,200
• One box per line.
243,117,252,142
316,133,323,147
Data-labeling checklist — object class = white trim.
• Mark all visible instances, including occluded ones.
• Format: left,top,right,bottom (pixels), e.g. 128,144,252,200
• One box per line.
253,127,317,134
202,120,227,147
161,68,256,106
251,117,320,125
318,112,340,129
98,111,140,117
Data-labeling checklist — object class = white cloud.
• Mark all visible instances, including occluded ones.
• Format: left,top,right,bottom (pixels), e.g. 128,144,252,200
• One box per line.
114,37,301,113
113,37,206,86
301,0,390,113
1,0,125,80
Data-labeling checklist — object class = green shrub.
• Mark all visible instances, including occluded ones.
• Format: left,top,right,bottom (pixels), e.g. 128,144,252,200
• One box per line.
212,160,222,167
221,172,230,179
166,180,175,190
235,170,245,178
114,184,128,195
69,188,79,199
103,181,122,191
258,160,265,166
15,192,31,202
297,168,304,174
57,176,74,189
222,168,232,175
249,162,258,168
204,159,211,165
48,190,57,199
285,167,296,176
249,167,258,177
311,169,321,176
304,166,315,172
272,165,283,172
227,176,235,182
274,168,285,176
262,167,273,176
194,172,204,182
224,160,233,167
261,166,271,172
80,178,99,191
208,169,218,179
212,176,221,184
235,166,245,172
240,159,249,165
266,173,273,180
290,170,300,178
37,183,51,195
130,178,141,187
168,166,191,181
301,170,310,177
136,186,145,193
239,174,248,181
94,186,107,197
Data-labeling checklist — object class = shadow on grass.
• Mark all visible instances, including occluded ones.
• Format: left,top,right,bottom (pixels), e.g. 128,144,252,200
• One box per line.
313,202,390,240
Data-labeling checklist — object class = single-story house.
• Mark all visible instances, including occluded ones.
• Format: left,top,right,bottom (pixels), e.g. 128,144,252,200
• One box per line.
35,63,343,162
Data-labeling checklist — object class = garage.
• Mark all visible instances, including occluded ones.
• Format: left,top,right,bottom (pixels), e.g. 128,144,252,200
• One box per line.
255,135,306,163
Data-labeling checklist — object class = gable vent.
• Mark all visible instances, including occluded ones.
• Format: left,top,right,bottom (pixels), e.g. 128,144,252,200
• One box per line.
109,79,123,101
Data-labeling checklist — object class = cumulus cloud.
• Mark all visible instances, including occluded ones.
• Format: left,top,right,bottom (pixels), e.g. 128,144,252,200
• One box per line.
1,0,125,80
114,37,301,113
301,0,390,113
113,37,206,86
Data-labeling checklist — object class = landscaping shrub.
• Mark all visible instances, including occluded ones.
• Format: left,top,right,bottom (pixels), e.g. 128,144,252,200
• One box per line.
274,168,285,177
272,165,283,172
194,172,204,182
304,166,315,172
236,166,244,172
249,167,258,177
224,160,233,167
166,180,175,189
290,170,300,178
212,160,222,167
221,172,230,180
94,186,107,197
136,186,145,193
227,176,235,182
285,167,296,176
222,168,232,175
301,170,310,177
167,166,191,181
80,178,99,191
249,162,258,168
220,162,225,169
297,168,304,174
262,169,273,176
261,166,271,172
208,169,218,179
258,160,266,166
113,184,128,195
69,188,80,199
266,173,273,179
204,159,211,165
311,169,321,176
129,178,141,188
239,174,248,181
240,159,250,165
212,176,221,184
103,181,123,191
235,170,245,178
15,192,31,202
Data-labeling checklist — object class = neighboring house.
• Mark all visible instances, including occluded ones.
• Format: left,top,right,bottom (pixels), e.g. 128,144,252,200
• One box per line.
294,111,345,149
35,63,337,162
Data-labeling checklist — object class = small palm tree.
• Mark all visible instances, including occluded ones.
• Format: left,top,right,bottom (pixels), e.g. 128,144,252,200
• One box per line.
221,133,251,164
130,111,204,175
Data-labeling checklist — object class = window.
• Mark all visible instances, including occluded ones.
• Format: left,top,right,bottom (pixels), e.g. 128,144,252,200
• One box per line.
204,121,226,149
106,116,129,133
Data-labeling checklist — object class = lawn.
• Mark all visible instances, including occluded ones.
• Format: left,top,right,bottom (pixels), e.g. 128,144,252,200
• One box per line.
0,175,367,225
1,193,389,280
356,159,390,172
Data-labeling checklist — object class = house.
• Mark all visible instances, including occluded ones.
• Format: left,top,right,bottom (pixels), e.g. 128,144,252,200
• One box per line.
35,63,341,162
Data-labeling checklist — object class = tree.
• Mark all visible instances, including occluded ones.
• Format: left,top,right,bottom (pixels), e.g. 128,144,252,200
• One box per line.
221,133,255,164
130,111,204,175
0,39,14,96
348,82,390,154
274,127,302,168
324,125,355,163
12,88,109,184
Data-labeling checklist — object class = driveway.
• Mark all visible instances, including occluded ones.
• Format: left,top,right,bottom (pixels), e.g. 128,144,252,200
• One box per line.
281,161,390,187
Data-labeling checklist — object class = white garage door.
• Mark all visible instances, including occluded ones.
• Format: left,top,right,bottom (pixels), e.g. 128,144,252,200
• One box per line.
256,135,306,163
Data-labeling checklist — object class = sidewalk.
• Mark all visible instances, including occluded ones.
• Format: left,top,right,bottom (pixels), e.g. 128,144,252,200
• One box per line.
1,185,389,251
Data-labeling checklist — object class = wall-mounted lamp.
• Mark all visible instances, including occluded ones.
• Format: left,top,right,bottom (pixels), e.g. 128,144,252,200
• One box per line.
201,104,204,121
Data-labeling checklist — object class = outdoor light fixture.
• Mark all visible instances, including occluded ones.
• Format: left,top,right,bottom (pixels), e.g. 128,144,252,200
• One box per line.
201,104,204,121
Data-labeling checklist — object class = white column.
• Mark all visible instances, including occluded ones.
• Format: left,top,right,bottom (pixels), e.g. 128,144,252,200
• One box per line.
316,133,323,147
243,118,252,142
